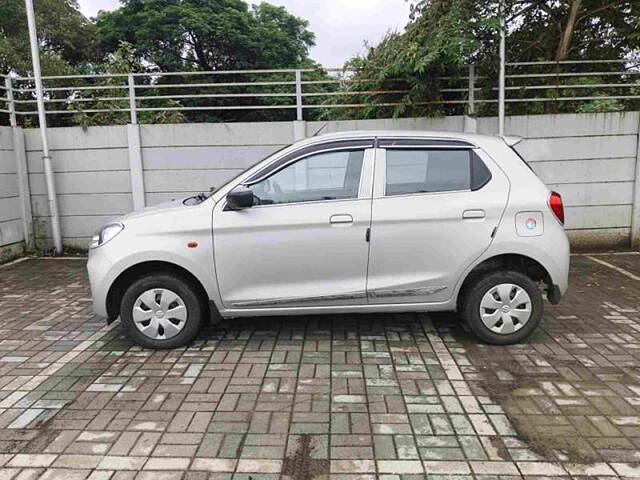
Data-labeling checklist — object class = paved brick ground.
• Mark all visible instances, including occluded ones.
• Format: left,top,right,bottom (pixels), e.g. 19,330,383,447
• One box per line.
0,255,638,479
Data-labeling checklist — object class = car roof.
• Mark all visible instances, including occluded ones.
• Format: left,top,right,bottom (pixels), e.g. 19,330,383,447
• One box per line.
297,129,510,148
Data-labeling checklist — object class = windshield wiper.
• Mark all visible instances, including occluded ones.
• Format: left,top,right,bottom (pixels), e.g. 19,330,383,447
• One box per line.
183,192,208,206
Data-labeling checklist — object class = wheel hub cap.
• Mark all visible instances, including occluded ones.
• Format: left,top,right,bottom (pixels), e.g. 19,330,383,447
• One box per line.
132,288,187,340
479,283,532,335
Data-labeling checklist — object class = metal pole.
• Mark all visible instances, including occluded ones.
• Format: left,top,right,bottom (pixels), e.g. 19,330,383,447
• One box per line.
5,76,17,127
128,73,137,124
24,0,62,255
498,0,506,136
468,64,475,115
295,70,303,121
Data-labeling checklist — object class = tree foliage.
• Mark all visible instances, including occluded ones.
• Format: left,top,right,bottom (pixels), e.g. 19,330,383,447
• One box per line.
69,42,186,128
372,0,639,71
0,0,97,75
326,0,640,119
91,0,325,123
2,0,638,126
2,0,324,126
506,0,639,62
95,0,315,71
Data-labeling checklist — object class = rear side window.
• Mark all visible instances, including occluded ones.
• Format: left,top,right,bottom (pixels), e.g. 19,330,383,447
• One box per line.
385,149,491,196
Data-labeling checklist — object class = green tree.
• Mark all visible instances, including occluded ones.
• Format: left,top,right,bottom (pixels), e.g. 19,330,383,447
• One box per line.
94,0,328,123
329,0,640,119
0,0,99,126
2,0,327,126
69,42,185,127
0,0,97,75
390,0,639,69
506,0,639,62
95,0,315,71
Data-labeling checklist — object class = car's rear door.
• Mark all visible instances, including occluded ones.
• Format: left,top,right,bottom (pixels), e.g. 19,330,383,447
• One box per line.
366,139,509,304
213,140,375,310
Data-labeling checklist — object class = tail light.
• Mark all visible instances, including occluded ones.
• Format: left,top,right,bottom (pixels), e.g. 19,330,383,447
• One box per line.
548,191,564,224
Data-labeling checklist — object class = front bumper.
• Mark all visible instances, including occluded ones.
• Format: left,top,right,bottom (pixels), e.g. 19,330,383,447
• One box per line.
87,245,115,318
547,284,562,305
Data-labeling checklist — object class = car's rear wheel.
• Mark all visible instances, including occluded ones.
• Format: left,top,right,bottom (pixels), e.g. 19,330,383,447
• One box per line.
120,273,203,349
461,270,543,345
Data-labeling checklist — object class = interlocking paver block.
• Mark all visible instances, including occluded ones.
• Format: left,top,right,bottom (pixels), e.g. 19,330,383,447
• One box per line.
0,257,639,478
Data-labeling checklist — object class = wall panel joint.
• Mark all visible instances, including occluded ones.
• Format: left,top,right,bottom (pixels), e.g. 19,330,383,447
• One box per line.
127,123,145,211
631,113,640,250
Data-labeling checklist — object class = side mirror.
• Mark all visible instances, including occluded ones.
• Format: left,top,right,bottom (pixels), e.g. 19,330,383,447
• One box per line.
226,186,254,210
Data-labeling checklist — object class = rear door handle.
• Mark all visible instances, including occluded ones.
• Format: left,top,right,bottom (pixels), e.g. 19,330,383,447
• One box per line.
330,214,353,224
463,209,486,219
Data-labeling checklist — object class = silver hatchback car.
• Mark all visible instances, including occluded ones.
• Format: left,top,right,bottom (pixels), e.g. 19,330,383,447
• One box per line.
87,131,569,348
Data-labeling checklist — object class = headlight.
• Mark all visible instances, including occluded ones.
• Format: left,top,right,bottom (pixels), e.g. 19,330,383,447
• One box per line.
90,222,124,249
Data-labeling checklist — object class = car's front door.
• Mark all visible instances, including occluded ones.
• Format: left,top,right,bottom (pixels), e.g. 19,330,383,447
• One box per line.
366,141,509,304
213,144,374,310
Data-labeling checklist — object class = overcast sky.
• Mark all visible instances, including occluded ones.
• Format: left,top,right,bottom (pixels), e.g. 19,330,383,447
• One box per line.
77,0,411,67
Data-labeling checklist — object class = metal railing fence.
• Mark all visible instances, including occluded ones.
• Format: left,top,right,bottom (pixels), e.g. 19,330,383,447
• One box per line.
1,58,639,126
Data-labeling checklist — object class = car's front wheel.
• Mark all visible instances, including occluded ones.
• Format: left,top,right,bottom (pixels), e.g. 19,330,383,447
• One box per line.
461,270,543,345
120,273,204,349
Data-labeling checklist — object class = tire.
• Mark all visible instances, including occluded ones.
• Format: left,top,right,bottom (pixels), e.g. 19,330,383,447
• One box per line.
120,273,204,349
461,270,543,345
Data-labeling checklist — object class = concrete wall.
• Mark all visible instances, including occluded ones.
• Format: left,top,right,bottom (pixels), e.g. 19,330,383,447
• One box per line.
139,122,292,205
0,127,24,259
14,112,640,251
478,113,640,250
25,125,133,247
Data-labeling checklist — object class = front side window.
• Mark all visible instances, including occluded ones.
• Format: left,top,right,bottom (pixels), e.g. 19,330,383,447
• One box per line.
385,149,487,196
250,149,365,205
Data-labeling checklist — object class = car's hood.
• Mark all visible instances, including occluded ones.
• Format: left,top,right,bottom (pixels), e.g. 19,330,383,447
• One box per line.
119,196,201,222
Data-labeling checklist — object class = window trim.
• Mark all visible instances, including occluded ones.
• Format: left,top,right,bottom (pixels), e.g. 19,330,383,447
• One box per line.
249,195,367,209
244,138,374,185
380,187,471,200
244,146,370,208
378,137,477,148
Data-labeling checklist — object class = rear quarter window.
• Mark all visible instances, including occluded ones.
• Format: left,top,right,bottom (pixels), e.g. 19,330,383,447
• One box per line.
471,152,492,190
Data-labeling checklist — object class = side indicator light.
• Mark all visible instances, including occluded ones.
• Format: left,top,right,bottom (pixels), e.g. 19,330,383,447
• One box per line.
187,242,198,248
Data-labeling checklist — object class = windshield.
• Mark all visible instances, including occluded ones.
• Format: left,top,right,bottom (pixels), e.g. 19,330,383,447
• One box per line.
184,143,292,204
209,143,292,197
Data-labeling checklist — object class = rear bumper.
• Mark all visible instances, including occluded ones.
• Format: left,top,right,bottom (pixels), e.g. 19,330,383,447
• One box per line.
547,225,570,298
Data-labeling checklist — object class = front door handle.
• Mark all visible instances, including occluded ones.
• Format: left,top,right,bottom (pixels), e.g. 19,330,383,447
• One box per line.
330,214,353,224
463,209,486,219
